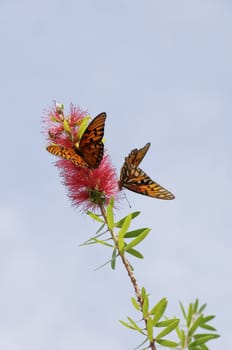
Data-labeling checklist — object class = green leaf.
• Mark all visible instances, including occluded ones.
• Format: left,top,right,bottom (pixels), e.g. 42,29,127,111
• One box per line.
200,315,215,324
147,317,154,342
134,337,149,350
193,299,199,313
190,334,220,346
92,238,114,248
199,324,216,331
194,333,220,340
187,303,193,327
131,297,140,311
156,339,179,347
156,319,180,340
156,318,180,327
115,211,140,228
179,301,187,320
126,248,144,259
63,119,71,134
150,298,167,325
87,211,104,223
118,214,132,253
96,222,106,234
125,228,150,251
78,116,91,138
180,329,186,347
124,228,150,238
106,198,114,229
119,320,136,330
94,257,116,270
175,325,181,338
111,248,117,270
141,287,147,300
188,315,204,336
142,295,149,317
127,317,145,335
198,303,207,314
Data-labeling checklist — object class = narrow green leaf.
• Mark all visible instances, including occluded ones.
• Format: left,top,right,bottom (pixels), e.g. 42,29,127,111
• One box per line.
78,116,91,138
156,318,179,327
92,238,114,248
118,214,132,236
198,303,207,314
127,316,146,335
111,248,117,270
150,298,167,315
141,287,147,300
94,257,116,270
179,301,187,320
134,338,149,350
118,214,132,253
87,211,104,223
115,211,140,228
180,329,186,347
63,119,71,134
126,248,144,259
200,315,215,324
156,319,180,340
96,223,106,234
125,229,150,251
106,198,114,229
131,297,140,311
147,317,154,342
187,303,193,327
124,228,150,238
190,334,220,346
118,236,125,253
175,325,181,339
151,298,168,325
119,320,136,330
194,333,220,340
142,295,149,317
156,339,179,347
199,344,209,350
199,324,216,331
193,299,199,313
188,315,204,336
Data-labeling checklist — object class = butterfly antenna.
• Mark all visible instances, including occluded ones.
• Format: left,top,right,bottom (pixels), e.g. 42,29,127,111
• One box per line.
123,191,132,208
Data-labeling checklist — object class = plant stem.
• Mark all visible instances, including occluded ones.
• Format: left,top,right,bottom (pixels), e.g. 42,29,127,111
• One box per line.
99,204,157,350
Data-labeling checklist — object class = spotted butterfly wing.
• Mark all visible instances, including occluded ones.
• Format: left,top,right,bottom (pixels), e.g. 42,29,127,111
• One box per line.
77,112,106,168
120,144,175,200
125,142,151,167
46,145,89,167
46,112,106,168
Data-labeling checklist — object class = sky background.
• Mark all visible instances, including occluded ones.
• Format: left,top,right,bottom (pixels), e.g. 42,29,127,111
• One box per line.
0,0,231,349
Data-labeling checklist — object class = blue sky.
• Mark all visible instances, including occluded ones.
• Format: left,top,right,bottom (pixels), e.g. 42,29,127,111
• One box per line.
0,1,231,349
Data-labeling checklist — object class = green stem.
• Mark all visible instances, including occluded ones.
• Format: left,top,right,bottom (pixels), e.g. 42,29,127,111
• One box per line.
99,204,157,350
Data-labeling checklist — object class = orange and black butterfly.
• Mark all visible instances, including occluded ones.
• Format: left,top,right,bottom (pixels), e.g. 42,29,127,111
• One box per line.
119,143,175,200
46,112,106,169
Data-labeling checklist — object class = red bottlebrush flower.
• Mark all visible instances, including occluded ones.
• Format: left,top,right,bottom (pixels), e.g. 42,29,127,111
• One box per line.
44,102,120,211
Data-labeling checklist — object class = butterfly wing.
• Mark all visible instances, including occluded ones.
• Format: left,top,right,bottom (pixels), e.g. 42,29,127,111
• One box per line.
120,161,175,200
46,145,88,167
78,112,106,168
125,143,151,167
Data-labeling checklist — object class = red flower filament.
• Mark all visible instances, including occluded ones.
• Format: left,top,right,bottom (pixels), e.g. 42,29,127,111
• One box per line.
44,103,119,211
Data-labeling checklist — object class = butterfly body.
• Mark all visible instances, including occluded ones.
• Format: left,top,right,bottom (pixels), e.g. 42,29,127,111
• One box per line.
47,112,106,168
120,143,175,200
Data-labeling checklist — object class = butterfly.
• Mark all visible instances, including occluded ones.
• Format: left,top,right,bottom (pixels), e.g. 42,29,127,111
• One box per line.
119,143,175,200
46,112,106,168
